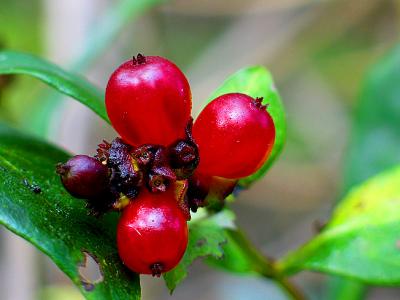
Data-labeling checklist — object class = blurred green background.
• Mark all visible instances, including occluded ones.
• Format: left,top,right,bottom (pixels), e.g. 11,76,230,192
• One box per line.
1,0,400,299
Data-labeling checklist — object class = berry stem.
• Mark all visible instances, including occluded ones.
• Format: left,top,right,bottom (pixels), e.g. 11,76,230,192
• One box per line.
137,53,146,64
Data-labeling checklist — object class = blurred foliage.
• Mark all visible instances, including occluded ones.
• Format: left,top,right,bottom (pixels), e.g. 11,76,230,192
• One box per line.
273,0,397,104
39,285,83,300
72,0,167,71
343,44,400,192
156,14,229,68
326,42,400,300
27,0,165,138
0,0,42,125
0,0,41,51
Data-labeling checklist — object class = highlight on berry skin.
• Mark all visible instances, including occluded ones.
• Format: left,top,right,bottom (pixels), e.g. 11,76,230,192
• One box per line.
56,54,276,276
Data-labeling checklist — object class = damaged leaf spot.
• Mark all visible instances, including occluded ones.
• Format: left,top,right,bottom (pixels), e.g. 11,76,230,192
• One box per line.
196,238,206,247
22,178,41,194
79,251,104,291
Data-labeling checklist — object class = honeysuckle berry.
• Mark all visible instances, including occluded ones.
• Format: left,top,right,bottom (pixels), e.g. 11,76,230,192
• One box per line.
117,188,188,276
105,54,192,147
56,155,109,198
193,93,275,179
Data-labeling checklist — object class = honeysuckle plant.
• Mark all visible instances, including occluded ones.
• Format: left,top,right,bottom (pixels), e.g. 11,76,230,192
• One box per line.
0,47,400,300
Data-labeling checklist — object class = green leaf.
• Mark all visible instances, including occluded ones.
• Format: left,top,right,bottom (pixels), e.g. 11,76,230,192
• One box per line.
326,276,366,300
164,209,276,293
206,66,286,188
343,44,400,192
326,44,400,298
0,51,109,123
0,124,139,299
163,209,234,293
277,166,400,285
206,229,273,277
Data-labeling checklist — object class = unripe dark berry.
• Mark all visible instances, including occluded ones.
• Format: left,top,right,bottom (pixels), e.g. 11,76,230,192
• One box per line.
117,189,188,276
106,54,192,147
193,93,275,179
169,140,199,179
56,155,109,198
170,141,197,166
108,138,143,194
168,119,199,179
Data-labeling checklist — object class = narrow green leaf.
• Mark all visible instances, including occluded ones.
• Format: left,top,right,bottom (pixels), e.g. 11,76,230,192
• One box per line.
0,51,109,123
163,209,235,293
277,166,400,285
0,124,139,299
206,66,286,187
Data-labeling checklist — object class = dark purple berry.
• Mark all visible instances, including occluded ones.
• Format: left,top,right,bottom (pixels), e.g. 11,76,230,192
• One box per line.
56,155,109,198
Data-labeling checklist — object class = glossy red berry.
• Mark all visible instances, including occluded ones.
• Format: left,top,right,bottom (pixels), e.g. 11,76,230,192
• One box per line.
117,189,188,276
56,155,109,198
193,93,275,179
106,55,192,147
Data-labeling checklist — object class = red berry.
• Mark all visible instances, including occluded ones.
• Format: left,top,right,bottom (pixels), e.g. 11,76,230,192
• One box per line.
56,155,109,198
193,93,275,179
106,55,192,147
117,189,188,276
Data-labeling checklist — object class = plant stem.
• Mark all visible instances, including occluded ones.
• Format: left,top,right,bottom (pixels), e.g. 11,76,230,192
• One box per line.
223,229,307,300
273,275,306,300
259,253,306,300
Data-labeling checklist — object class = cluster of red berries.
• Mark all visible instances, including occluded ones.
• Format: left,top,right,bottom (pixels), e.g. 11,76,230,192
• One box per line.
56,54,275,276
